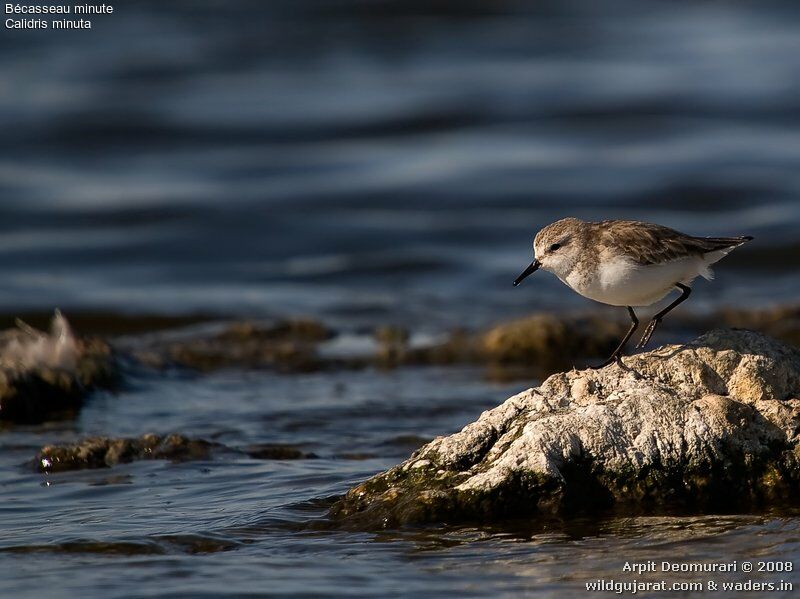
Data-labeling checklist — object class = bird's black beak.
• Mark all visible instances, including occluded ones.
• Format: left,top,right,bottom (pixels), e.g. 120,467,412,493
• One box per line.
513,259,540,286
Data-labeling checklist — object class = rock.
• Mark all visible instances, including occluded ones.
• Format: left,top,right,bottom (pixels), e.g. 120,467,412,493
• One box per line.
243,443,317,460
132,318,333,373
121,304,800,378
374,325,411,367
477,313,625,376
0,312,118,423
406,314,626,378
127,313,628,377
329,329,800,528
35,434,219,472
35,436,322,472
708,305,800,348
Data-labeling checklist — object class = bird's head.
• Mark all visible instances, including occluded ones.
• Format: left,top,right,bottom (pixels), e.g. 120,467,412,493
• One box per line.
514,217,585,286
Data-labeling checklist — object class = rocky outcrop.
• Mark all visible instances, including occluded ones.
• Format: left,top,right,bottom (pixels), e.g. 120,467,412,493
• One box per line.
0,312,118,423
330,329,800,528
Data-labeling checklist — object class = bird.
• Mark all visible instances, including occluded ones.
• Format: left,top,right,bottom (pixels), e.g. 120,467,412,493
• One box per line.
513,217,753,368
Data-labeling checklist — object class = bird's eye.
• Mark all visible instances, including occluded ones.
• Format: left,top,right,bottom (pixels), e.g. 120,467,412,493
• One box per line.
549,243,561,252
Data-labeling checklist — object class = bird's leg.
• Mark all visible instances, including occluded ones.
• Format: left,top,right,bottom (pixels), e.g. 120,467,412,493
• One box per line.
592,306,638,369
635,283,692,349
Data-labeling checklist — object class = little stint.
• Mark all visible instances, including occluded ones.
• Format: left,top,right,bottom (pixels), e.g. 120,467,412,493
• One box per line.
513,217,753,367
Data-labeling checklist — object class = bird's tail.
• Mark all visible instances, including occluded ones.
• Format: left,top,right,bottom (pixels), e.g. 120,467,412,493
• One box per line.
702,235,754,249
698,235,753,280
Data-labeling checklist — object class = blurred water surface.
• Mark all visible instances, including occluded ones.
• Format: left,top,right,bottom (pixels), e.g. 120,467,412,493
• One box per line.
1,0,799,328
1,1,800,596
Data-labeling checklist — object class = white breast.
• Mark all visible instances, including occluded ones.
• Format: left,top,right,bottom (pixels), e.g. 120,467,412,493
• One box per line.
563,256,706,307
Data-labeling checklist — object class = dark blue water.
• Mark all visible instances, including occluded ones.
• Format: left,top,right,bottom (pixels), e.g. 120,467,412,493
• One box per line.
1,0,799,327
2,1,800,596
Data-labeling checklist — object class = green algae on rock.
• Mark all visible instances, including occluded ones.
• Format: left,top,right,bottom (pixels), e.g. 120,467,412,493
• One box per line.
0,312,118,423
329,330,800,528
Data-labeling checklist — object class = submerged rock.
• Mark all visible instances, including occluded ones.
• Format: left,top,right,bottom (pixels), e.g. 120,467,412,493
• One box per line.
330,330,800,528
35,433,218,472
0,312,118,423
35,435,321,472
243,443,318,460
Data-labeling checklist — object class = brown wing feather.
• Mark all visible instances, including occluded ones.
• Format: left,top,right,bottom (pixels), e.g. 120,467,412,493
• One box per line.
597,220,752,266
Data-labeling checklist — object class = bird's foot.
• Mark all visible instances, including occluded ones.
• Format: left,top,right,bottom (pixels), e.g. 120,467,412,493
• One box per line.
635,319,660,349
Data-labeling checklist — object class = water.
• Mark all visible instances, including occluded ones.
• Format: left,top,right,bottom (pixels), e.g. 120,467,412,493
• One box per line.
2,0,800,596
2,367,799,597
2,1,800,327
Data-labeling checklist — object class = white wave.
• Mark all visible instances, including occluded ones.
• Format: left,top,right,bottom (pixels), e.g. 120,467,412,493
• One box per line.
1,310,78,372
